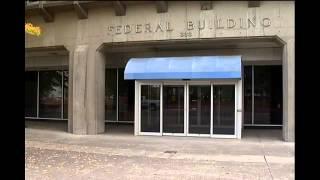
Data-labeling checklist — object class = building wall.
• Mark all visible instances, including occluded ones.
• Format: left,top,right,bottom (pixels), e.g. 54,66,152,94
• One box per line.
25,1,294,141
25,1,294,48
105,47,282,68
25,55,69,70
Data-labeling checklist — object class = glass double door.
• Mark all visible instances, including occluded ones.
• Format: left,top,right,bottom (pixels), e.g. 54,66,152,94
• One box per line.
188,84,235,136
139,82,236,137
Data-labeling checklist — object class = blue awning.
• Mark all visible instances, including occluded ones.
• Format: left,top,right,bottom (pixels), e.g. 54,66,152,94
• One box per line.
124,56,242,80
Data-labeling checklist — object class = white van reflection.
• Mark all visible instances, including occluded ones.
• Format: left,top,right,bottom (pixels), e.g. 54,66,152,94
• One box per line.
141,96,160,110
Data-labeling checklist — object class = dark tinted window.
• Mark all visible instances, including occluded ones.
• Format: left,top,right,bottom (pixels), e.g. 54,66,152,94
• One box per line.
163,86,184,133
141,85,160,133
25,71,38,117
254,66,282,125
118,69,134,122
39,71,63,118
244,66,252,124
105,69,117,120
213,85,235,135
188,85,211,134
63,71,68,119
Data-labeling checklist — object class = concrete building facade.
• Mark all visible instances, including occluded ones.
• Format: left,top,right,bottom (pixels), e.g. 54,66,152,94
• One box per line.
25,1,294,141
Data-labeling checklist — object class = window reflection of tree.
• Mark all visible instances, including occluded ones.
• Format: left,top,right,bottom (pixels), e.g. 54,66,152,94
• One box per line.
63,71,69,118
63,71,68,89
39,71,62,98
38,70,63,118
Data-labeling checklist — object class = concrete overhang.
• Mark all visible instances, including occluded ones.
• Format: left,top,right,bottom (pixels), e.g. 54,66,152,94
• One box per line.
98,36,285,54
155,1,168,13
25,1,153,20
26,45,69,57
200,1,213,10
248,1,260,8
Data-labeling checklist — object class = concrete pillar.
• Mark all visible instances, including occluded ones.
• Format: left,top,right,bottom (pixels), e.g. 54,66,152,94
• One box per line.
68,44,105,135
96,51,106,134
85,46,105,134
71,45,88,134
282,38,295,142
134,81,139,136
68,49,74,133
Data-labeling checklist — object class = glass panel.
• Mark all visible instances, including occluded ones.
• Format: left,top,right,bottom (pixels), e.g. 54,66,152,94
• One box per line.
254,66,282,125
188,85,210,134
163,85,184,133
118,69,134,122
63,71,68,119
270,66,283,125
39,71,63,118
244,66,252,124
213,85,235,135
141,85,160,133
25,71,38,117
105,69,117,121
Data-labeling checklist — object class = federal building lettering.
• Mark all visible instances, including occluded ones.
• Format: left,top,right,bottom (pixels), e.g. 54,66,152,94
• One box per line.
107,17,271,35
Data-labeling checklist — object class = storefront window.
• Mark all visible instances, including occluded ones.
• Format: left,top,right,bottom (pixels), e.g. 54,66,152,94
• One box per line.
25,70,68,120
38,71,63,118
244,66,252,124
63,71,68,119
105,69,117,121
118,69,135,122
254,66,282,125
25,71,38,117
244,65,283,125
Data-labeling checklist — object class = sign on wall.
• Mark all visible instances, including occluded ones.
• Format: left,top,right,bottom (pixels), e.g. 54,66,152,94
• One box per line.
107,16,271,37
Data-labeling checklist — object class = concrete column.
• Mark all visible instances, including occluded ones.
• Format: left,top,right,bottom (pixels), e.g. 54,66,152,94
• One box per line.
71,45,89,134
282,38,295,142
85,46,105,134
96,51,106,134
134,81,139,136
68,49,74,133
69,44,106,134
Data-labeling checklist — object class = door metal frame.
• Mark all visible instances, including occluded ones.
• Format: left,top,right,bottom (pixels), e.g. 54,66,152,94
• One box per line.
211,81,238,139
135,80,240,138
162,82,187,136
137,81,162,136
186,81,211,137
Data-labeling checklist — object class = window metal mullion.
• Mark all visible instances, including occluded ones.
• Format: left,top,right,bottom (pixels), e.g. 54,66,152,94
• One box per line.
252,66,254,125
116,69,119,122
184,82,187,135
37,71,39,118
186,82,189,135
210,83,213,136
234,83,237,137
160,83,163,135
218,87,221,126
138,83,141,134
61,71,64,119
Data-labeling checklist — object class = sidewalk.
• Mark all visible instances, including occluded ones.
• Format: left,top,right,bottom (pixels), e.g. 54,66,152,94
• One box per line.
25,125,294,180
